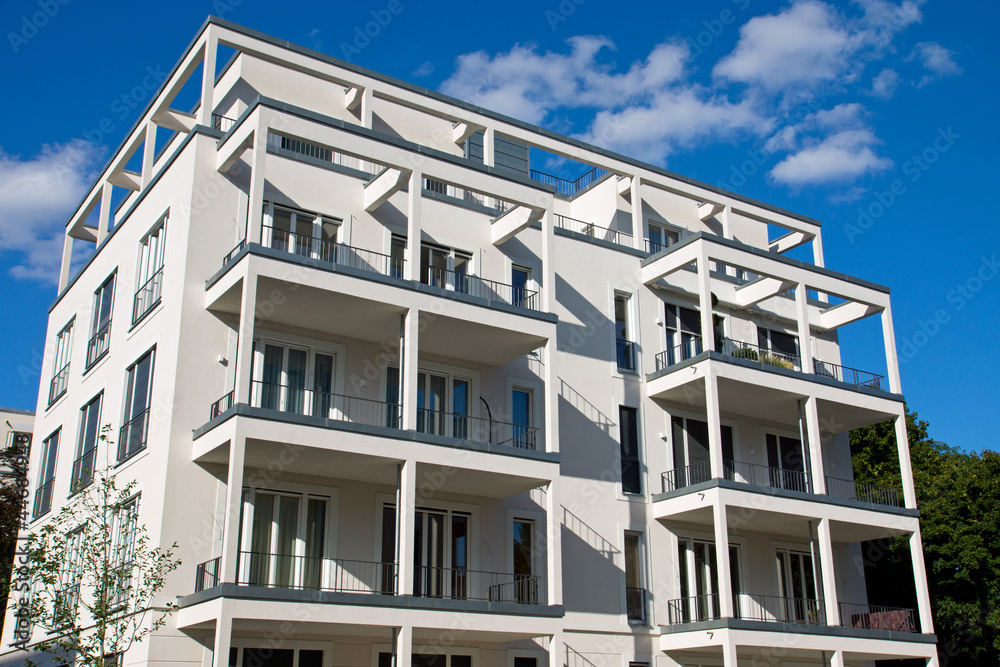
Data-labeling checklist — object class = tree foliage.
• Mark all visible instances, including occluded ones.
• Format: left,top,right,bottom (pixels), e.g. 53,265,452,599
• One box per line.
19,426,180,666
851,407,1000,665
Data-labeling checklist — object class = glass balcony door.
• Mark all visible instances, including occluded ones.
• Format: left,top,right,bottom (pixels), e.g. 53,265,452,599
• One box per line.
241,489,328,591
251,341,337,418
677,539,741,622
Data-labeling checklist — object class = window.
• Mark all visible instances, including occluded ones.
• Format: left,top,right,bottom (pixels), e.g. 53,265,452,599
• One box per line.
614,293,635,371
250,341,338,418
764,432,809,492
385,367,474,440
667,417,735,490
49,319,74,404
774,547,821,623
390,234,406,279
757,327,800,368
420,243,473,294
675,538,742,623
381,504,473,600
511,265,533,309
72,393,102,492
664,303,702,364
263,202,340,262
379,654,472,667
624,532,647,623
511,388,535,449
86,272,116,369
55,527,85,625
33,429,59,520
512,519,537,603
618,406,641,495
647,221,679,254
111,497,138,610
133,217,166,325
119,349,154,461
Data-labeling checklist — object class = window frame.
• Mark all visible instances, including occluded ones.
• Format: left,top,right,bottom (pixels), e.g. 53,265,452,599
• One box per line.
646,218,682,254
132,214,167,326
617,404,643,497
33,428,60,520
48,318,74,406
86,271,117,371
71,391,103,494
118,347,155,463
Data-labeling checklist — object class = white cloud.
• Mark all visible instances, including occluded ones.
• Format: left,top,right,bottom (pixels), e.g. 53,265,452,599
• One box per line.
412,61,434,77
910,41,962,87
867,68,900,98
0,140,103,284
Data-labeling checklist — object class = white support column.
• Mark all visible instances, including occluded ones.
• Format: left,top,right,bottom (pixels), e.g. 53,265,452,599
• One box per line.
831,650,845,667
543,338,559,453
219,434,246,585
233,275,258,405
97,182,113,244
405,170,422,281
548,631,564,667
697,250,715,352
805,396,827,495
483,127,495,167
705,370,724,480
246,129,267,246
211,612,232,667
795,281,814,373
722,637,738,667
394,625,413,667
881,303,902,394
817,518,840,625
58,232,74,292
544,478,563,605
910,527,935,634
141,121,158,188
396,462,417,596
895,412,917,509
541,206,555,313
713,500,733,618
401,309,419,432
630,175,644,250
197,34,218,126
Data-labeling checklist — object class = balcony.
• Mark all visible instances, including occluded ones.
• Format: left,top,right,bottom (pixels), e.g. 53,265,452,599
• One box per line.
667,594,826,626
421,266,539,312
259,224,404,279
555,214,632,248
530,166,607,197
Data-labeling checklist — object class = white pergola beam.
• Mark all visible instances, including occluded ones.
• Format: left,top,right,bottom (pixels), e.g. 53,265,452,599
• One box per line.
819,301,881,330
769,229,812,254
344,86,364,111
363,167,409,212
452,122,482,146
492,205,542,246
108,169,141,192
699,201,725,221
733,276,797,307
617,175,632,197
153,108,197,133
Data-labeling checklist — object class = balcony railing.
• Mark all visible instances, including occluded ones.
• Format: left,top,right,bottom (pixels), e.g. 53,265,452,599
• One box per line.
616,338,636,372
422,266,539,311
86,321,111,369
237,551,397,595
210,391,235,419
414,565,540,604
555,214,633,247
262,225,404,278
49,362,70,405
662,460,712,492
719,337,801,371
654,337,703,371
416,407,537,449
132,267,163,325
222,239,246,267
530,166,608,197
626,587,648,623
195,557,221,592
826,476,902,507
70,448,96,493
423,177,514,213
118,408,150,461
735,593,826,625
727,460,812,494
814,359,886,391
839,602,916,632
32,478,54,520
211,114,236,133
667,593,720,624
250,381,402,429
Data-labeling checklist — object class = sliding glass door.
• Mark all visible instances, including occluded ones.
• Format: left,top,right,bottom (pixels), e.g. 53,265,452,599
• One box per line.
241,489,329,590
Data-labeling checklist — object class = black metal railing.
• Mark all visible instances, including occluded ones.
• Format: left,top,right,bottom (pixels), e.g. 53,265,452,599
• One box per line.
645,239,674,255
416,407,537,449
719,337,801,371
32,478,54,520
616,339,636,372
826,476,902,507
626,587,648,623
49,363,70,405
222,239,246,267
262,225,404,278
530,166,608,197
86,321,112,368
662,461,713,492
414,565,540,604
211,114,236,133
839,602,916,632
814,359,886,391
250,381,402,429
118,408,150,461
132,266,163,325
727,460,813,494
237,551,397,595
667,593,720,624
555,214,632,246
735,593,826,625
654,337,703,371
423,177,514,213
195,557,221,592
70,448,96,493
422,266,539,311
210,391,235,419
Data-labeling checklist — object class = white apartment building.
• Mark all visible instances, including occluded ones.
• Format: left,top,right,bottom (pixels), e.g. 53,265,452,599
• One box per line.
2,16,939,667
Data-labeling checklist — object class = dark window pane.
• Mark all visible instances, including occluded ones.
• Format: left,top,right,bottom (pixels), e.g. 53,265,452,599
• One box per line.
242,648,293,667
299,650,324,667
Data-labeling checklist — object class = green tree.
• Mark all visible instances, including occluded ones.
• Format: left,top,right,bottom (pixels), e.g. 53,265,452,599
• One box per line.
0,430,31,636
17,426,180,666
851,407,1000,665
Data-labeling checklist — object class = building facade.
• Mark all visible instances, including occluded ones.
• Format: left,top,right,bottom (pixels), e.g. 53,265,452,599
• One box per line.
2,17,938,667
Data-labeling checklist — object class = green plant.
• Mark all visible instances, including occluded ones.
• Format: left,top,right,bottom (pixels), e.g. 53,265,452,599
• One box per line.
761,354,794,370
731,346,759,361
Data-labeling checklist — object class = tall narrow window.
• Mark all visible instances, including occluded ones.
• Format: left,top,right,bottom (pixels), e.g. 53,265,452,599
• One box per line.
133,217,166,325
119,349,154,461
675,539,742,623
619,406,642,495
55,527,85,625
512,519,536,603
757,327,801,369
624,532,646,623
765,433,809,492
615,293,635,371
511,265,532,309
49,319,74,404
667,417,735,490
33,429,60,520
390,234,406,278
72,393,102,492
87,273,116,369
511,388,534,449
775,547,821,623
664,304,701,365
111,498,138,610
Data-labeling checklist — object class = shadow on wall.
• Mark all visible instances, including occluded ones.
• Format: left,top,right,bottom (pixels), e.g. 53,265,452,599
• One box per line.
555,274,610,363
560,507,623,615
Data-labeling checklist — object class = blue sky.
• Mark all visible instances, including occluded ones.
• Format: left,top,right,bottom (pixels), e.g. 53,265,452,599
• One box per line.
0,0,996,452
